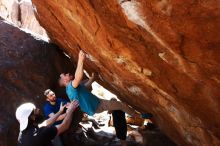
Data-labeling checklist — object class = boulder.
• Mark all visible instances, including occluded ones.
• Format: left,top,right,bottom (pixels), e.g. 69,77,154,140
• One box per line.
31,0,220,145
0,20,73,146
0,0,47,37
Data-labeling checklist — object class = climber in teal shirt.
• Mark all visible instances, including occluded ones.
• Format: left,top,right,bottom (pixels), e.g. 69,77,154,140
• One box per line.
58,50,153,119
66,81,100,116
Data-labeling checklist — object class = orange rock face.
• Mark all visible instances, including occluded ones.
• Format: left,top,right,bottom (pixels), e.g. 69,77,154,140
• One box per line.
32,0,220,145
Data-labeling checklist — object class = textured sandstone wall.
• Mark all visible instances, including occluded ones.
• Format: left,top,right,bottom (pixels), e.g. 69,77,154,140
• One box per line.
0,0,47,37
0,20,74,146
21,0,220,145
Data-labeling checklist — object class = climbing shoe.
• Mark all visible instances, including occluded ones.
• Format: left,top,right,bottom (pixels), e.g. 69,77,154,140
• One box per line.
141,113,153,119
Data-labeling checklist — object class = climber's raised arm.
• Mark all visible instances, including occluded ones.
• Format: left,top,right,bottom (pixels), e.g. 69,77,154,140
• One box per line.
84,72,95,89
72,50,85,88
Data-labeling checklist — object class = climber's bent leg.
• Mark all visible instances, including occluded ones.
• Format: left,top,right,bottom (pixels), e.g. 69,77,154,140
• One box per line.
95,99,139,117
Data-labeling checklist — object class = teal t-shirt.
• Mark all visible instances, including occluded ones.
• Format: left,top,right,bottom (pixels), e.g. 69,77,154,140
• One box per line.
66,82,100,116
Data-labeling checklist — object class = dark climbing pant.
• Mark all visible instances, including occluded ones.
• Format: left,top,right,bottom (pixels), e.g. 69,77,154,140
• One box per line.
112,110,127,140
